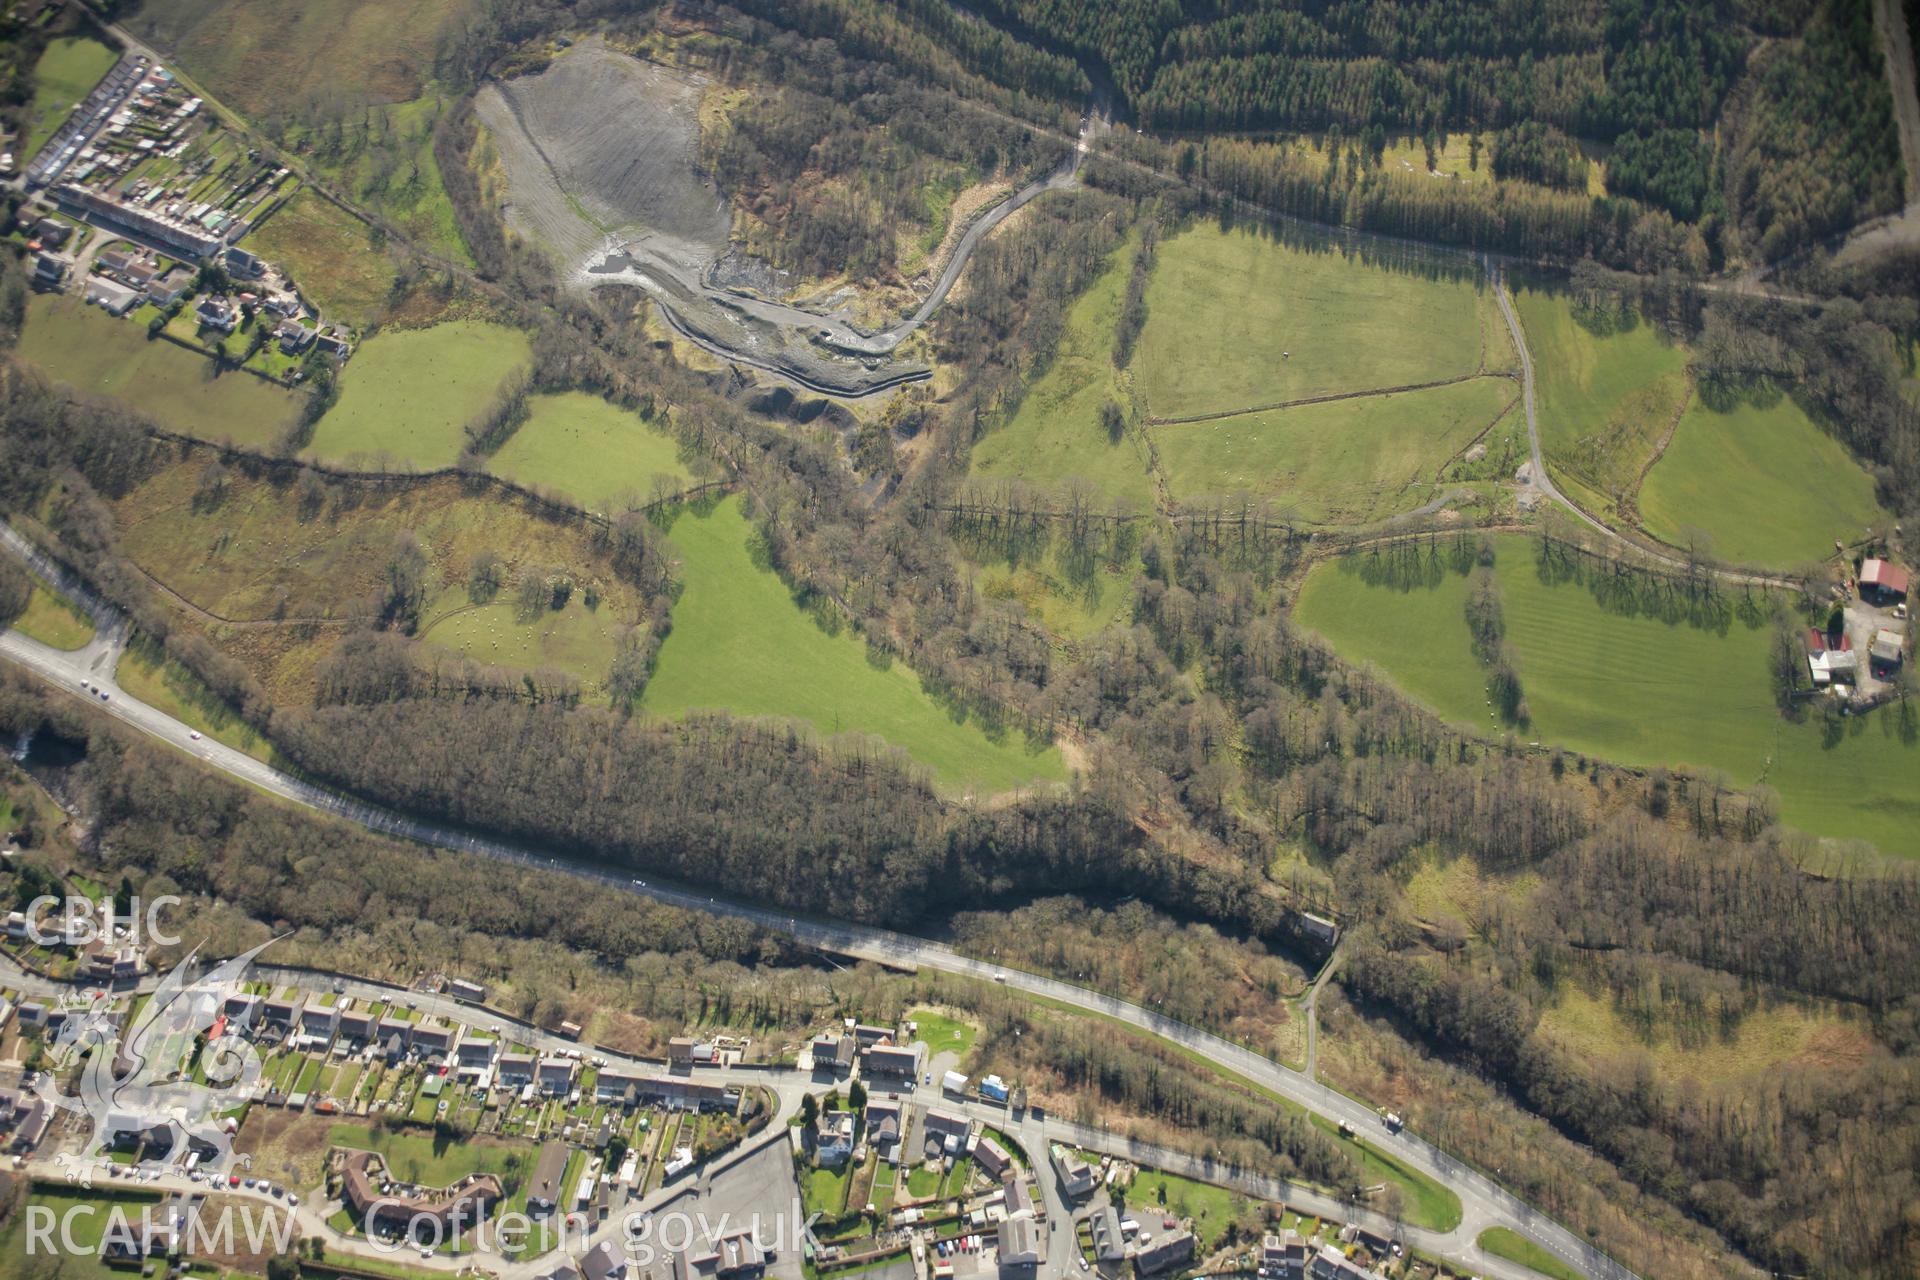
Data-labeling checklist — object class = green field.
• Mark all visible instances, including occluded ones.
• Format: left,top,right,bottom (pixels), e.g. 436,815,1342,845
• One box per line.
247,187,399,328
417,589,624,697
968,239,1157,509
1477,1228,1583,1280
12,584,94,650
17,295,303,448
488,392,696,511
304,321,533,468
643,497,1066,796
128,0,465,119
1,1189,164,1280
1152,376,1516,523
1134,224,1491,419
1638,393,1887,568
1293,538,1920,857
1509,280,1689,514
24,38,118,162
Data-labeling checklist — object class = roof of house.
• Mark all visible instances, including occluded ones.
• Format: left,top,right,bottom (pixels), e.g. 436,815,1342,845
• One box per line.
1132,1231,1194,1275
923,1108,969,1140
975,1135,1012,1176
1861,558,1910,595
581,1240,627,1280
997,1212,1041,1266
866,1044,920,1073
85,277,140,307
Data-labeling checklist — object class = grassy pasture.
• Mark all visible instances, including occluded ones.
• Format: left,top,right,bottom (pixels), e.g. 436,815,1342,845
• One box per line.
17,295,302,448
24,37,118,161
1637,392,1887,568
644,497,1067,796
1509,280,1689,515
1400,854,1540,930
417,591,624,697
488,392,696,512
304,321,533,469
1151,376,1516,523
1133,224,1490,419
12,584,94,651
968,239,1157,509
0,1190,164,1280
1292,536,1920,857
127,0,467,118
247,188,399,329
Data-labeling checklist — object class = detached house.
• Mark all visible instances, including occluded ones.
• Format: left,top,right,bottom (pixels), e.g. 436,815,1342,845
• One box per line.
194,295,237,333
815,1111,855,1167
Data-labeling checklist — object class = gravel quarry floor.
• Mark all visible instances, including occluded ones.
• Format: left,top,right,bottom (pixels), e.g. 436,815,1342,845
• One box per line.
476,38,1084,396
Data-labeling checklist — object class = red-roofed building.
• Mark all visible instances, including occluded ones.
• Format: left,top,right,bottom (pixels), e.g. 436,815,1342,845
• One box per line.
1860,558,1910,603
1807,630,1854,686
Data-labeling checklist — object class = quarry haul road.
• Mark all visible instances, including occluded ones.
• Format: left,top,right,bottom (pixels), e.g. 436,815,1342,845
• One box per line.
605,112,1094,397
0,532,1634,1280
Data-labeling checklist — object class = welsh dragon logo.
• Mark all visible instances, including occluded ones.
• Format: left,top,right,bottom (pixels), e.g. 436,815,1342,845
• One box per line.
33,939,275,1186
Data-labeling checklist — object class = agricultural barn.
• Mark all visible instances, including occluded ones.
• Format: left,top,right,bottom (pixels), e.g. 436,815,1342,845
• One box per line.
1860,558,1910,604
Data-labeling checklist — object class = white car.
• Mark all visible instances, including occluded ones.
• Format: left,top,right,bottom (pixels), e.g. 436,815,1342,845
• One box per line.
189,731,201,741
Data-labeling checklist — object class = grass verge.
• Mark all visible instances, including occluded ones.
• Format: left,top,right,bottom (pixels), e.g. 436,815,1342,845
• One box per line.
13,584,94,650
1477,1227,1583,1280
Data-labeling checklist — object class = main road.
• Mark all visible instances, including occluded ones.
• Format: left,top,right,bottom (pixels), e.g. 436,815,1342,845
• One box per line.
0,529,1631,1280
